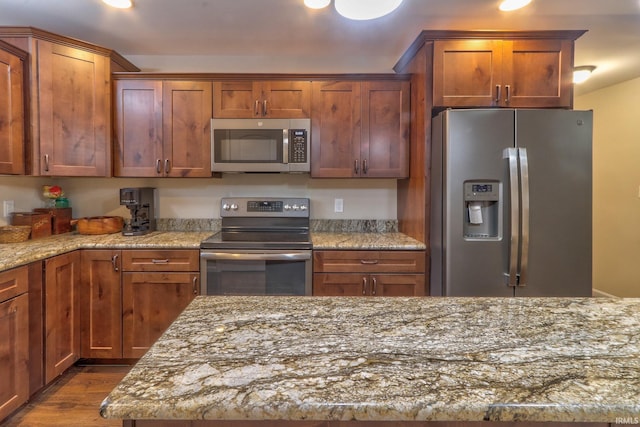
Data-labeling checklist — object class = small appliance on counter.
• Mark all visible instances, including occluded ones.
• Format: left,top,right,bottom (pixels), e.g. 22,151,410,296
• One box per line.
119,187,157,236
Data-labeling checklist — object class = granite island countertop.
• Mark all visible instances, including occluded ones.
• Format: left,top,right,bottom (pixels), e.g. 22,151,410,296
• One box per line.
100,296,640,423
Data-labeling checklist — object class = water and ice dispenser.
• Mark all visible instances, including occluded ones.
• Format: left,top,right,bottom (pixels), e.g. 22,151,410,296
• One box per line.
463,181,500,239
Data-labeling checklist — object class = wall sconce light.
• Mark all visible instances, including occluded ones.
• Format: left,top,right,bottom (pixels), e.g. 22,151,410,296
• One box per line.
573,66,596,84
102,0,133,9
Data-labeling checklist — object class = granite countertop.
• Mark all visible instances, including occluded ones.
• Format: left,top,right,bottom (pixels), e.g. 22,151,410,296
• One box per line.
0,230,424,272
100,296,640,423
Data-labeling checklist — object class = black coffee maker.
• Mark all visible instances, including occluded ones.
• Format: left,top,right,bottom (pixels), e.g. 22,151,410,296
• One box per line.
119,187,157,236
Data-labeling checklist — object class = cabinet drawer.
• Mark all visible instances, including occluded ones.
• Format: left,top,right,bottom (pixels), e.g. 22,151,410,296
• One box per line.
0,265,29,303
313,250,425,274
121,250,199,272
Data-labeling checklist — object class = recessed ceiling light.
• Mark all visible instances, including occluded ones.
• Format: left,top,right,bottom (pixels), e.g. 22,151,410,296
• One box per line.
304,0,331,9
499,0,532,12
102,0,133,9
573,66,596,84
334,0,403,20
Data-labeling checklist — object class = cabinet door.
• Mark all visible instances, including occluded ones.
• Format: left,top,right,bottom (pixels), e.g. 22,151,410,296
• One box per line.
261,81,311,118
372,274,425,297
80,250,122,359
37,41,109,176
361,81,410,178
0,293,29,421
503,39,574,108
310,81,361,177
432,40,503,107
122,272,198,358
0,45,25,175
44,251,80,383
213,81,259,118
163,81,212,177
313,273,366,296
114,80,163,177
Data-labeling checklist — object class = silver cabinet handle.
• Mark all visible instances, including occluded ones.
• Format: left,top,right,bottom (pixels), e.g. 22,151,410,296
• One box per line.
262,100,268,116
362,277,367,295
152,259,170,264
44,154,50,172
518,147,530,287
504,147,519,288
360,259,378,265
254,100,260,116
164,159,170,174
495,85,502,104
371,276,377,295
156,159,162,174
111,254,119,272
354,159,360,174
192,276,198,295
505,84,511,104
362,159,368,174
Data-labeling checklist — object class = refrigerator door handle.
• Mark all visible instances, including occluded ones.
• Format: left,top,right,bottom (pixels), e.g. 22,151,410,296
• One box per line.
504,147,520,287
518,147,530,287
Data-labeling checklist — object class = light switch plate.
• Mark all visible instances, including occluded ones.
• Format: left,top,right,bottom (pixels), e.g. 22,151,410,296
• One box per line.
3,200,15,217
334,198,344,213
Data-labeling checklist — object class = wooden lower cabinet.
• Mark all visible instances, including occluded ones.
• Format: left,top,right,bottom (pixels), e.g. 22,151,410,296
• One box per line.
0,266,29,422
313,250,426,296
80,250,122,359
44,251,81,383
80,249,200,360
122,271,198,358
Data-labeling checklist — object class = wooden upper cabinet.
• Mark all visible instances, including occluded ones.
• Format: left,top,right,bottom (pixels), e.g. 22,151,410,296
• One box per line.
114,79,212,177
433,37,575,108
0,27,139,176
311,80,409,178
213,80,310,118
0,41,26,175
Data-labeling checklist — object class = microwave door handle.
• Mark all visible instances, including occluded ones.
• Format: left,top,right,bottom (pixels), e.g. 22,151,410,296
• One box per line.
283,129,289,164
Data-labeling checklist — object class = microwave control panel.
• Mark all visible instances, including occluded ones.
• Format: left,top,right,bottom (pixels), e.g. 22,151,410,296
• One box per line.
289,129,308,163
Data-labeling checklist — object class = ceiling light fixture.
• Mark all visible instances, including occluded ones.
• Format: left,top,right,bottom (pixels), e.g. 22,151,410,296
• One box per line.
102,0,133,9
304,0,331,9
573,66,596,84
499,0,532,12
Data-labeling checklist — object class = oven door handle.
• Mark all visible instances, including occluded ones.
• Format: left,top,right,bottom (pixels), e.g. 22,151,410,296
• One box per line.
200,252,311,261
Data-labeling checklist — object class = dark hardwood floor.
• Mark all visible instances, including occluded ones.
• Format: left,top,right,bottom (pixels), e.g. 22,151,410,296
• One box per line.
3,365,130,427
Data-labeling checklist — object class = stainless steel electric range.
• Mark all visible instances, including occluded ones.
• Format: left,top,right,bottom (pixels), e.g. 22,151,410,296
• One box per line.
200,197,312,296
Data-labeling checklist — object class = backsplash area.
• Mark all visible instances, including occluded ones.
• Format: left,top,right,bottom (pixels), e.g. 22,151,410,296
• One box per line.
156,218,398,233
0,174,397,225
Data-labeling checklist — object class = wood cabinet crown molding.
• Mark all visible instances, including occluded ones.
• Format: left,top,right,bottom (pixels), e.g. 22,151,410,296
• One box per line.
112,72,411,81
393,29,587,73
0,26,139,71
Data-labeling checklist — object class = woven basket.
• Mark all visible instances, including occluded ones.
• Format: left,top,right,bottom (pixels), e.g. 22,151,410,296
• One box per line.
0,225,32,243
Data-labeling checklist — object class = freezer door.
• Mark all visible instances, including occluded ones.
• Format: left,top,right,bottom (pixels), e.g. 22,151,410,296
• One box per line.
434,109,516,296
515,109,592,296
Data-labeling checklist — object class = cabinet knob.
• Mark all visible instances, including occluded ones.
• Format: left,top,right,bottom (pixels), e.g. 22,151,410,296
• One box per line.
504,84,511,104
156,159,162,174
192,276,199,295
362,159,368,174
111,254,119,272
354,159,360,175
495,85,502,104
360,259,378,265
164,159,170,174
262,100,268,116
44,154,50,172
371,277,377,295
254,100,260,116
362,277,367,295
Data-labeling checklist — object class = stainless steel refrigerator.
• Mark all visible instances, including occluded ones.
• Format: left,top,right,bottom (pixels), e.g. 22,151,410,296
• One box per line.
430,109,592,296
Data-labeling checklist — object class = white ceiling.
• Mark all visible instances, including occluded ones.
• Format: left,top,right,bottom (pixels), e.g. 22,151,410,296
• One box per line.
1,0,639,95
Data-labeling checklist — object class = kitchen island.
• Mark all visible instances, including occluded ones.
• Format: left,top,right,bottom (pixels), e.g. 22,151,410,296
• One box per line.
100,296,640,426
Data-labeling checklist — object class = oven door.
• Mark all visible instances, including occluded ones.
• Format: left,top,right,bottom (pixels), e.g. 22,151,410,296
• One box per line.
200,250,312,296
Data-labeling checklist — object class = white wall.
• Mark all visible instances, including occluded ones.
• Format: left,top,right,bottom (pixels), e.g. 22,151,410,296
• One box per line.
0,175,397,224
575,76,640,297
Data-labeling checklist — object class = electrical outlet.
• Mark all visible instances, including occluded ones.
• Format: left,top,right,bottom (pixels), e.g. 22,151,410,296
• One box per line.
3,200,15,217
334,198,344,213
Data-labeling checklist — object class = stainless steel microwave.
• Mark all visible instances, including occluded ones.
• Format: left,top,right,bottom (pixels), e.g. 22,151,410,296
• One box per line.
211,118,310,173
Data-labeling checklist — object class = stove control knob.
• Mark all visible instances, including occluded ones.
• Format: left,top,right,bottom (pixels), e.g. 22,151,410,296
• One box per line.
292,204,299,211
222,203,231,211
284,204,291,211
300,205,308,211
230,203,238,211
